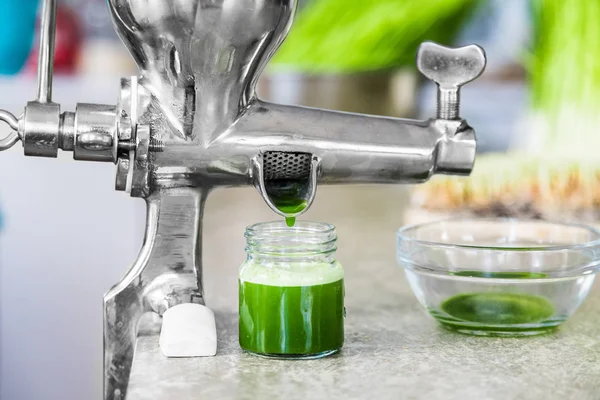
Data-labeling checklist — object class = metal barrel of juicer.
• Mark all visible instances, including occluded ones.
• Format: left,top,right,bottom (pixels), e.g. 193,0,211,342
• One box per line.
0,0,487,399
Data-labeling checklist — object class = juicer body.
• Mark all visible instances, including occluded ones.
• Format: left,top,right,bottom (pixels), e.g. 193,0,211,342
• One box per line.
0,1,486,398
107,0,477,191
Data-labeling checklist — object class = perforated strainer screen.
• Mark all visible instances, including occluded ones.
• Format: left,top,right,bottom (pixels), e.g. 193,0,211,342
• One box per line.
263,152,311,180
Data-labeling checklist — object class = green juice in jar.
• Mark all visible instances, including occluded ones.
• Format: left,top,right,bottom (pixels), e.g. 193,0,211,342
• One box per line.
239,259,344,358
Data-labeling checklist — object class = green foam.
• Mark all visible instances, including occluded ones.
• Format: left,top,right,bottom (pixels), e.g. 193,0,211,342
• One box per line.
240,261,344,287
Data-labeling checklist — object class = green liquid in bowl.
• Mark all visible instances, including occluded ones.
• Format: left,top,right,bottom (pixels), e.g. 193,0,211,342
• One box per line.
239,279,344,356
441,292,555,326
432,271,558,335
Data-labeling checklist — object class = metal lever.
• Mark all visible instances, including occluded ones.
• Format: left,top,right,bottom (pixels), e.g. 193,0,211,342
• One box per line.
0,0,58,153
37,0,57,103
21,0,62,158
417,41,486,120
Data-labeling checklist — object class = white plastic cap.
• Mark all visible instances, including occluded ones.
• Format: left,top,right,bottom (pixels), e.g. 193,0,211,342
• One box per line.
159,303,217,358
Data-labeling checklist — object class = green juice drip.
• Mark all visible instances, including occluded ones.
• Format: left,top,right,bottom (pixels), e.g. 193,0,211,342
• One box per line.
239,279,344,356
441,292,555,326
266,179,308,227
273,199,307,227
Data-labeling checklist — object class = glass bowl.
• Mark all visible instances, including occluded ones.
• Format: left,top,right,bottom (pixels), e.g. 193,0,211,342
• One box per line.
397,218,600,337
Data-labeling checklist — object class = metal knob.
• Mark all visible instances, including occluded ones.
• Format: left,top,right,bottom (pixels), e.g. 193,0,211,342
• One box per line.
417,41,486,120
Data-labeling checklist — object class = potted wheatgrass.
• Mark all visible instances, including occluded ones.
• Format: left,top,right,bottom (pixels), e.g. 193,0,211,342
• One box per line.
407,0,600,225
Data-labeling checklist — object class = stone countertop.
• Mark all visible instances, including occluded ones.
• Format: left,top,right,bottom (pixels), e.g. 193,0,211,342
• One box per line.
127,186,600,400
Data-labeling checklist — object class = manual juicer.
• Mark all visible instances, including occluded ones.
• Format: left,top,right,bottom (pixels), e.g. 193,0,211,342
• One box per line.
0,0,486,398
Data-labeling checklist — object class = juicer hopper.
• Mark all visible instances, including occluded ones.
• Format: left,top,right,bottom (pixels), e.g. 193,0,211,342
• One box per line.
0,0,486,398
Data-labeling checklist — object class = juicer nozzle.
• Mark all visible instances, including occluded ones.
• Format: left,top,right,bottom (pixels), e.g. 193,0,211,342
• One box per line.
253,152,321,219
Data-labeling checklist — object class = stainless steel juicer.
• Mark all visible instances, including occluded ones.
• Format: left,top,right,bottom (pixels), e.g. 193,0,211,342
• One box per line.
0,0,486,398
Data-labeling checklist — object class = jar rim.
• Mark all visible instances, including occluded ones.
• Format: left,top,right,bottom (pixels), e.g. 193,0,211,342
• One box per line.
245,221,337,258
246,221,335,237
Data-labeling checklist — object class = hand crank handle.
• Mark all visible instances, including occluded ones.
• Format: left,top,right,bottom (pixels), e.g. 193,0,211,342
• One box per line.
0,0,57,153
36,0,57,103
0,0,146,166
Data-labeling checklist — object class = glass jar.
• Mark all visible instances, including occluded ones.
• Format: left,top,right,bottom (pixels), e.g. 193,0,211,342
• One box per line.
239,221,344,359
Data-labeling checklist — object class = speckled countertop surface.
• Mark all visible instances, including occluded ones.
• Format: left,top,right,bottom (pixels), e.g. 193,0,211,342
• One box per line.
127,186,600,400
